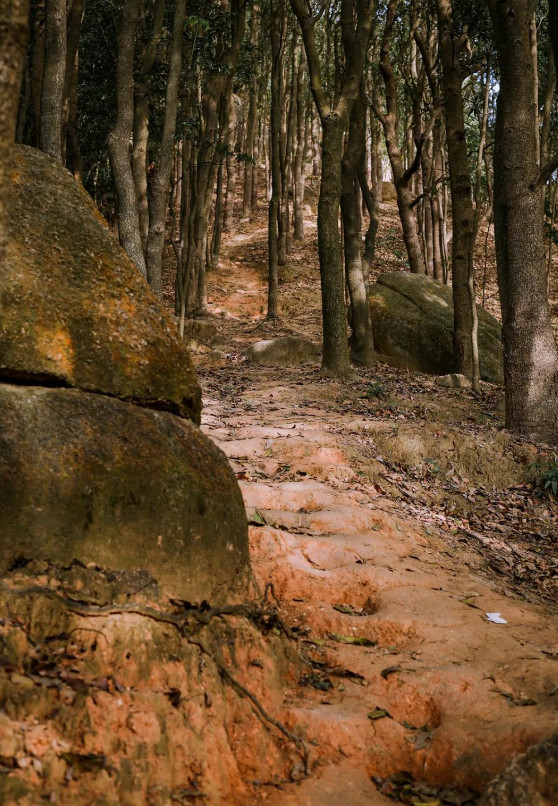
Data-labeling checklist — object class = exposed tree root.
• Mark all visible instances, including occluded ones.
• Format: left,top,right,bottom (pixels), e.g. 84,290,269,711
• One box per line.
0,579,310,774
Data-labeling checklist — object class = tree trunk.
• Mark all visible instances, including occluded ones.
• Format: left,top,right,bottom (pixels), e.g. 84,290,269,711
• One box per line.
107,0,147,278
319,120,351,374
40,0,66,160
223,94,238,233
488,0,558,444
268,0,284,318
341,91,375,366
437,0,479,389
290,0,375,376
144,0,187,296
179,1,246,320
242,4,258,219
0,0,29,298
293,45,305,240
61,0,84,169
377,0,425,274
132,0,165,252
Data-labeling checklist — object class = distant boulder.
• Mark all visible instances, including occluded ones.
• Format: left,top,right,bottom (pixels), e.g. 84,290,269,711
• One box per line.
246,336,320,366
370,272,503,384
1,146,200,422
382,181,398,202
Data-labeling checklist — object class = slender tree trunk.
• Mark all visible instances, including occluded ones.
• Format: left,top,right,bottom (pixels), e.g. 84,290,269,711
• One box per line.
319,120,351,374
268,0,284,318
242,4,258,220
145,0,186,297
180,1,245,318
132,0,165,252
293,45,305,240
341,91,375,365
540,50,555,167
488,0,558,443
40,0,66,160
0,0,29,299
107,0,147,278
377,0,425,274
291,0,375,376
61,0,84,168
223,93,238,233
210,157,225,271
437,0,479,389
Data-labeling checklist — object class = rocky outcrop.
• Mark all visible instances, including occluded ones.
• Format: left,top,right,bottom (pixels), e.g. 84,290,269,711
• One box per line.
246,336,320,366
0,384,249,602
0,145,250,604
370,272,504,384
1,146,200,422
0,146,267,803
480,733,558,805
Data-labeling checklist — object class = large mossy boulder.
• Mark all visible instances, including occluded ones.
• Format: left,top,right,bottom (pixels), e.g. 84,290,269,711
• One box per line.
1,146,200,422
0,385,249,602
0,147,249,604
370,272,504,385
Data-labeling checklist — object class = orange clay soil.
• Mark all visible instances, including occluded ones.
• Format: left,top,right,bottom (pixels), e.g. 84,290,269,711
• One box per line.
168,196,558,804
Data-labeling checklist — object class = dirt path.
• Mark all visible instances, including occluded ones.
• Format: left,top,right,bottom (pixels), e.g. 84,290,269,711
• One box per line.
184,216,558,804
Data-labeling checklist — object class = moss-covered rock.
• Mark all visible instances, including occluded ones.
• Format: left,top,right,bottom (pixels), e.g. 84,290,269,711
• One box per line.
246,337,320,366
370,272,503,384
1,146,201,422
480,732,558,805
0,384,249,603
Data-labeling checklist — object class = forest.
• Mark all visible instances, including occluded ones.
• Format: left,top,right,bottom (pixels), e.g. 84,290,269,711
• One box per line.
0,0,558,803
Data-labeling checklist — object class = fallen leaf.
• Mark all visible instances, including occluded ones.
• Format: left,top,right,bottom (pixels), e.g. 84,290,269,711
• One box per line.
368,708,391,721
381,665,402,679
329,633,377,646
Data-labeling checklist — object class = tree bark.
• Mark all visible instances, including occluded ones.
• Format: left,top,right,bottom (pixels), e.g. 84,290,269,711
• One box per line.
179,0,246,322
290,0,375,376
132,0,165,252
107,0,147,278
61,0,84,170
40,0,66,160
437,0,479,389
293,44,305,240
488,0,558,444
268,0,284,319
0,0,29,303
145,0,187,296
377,0,425,274
341,91,375,366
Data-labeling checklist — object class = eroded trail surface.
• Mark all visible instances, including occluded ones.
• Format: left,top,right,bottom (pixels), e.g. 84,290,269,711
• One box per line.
179,215,558,804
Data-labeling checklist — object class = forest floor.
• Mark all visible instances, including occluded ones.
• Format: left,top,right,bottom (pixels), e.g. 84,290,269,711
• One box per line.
164,192,558,804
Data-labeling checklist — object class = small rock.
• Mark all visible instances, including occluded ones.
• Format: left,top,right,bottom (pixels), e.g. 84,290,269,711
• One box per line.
436,374,472,389
245,337,320,366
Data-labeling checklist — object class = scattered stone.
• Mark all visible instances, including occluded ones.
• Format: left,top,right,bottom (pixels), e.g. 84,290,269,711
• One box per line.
370,272,503,385
182,318,224,346
437,373,472,389
245,336,320,366
382,181,398,202
480,732,558,805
